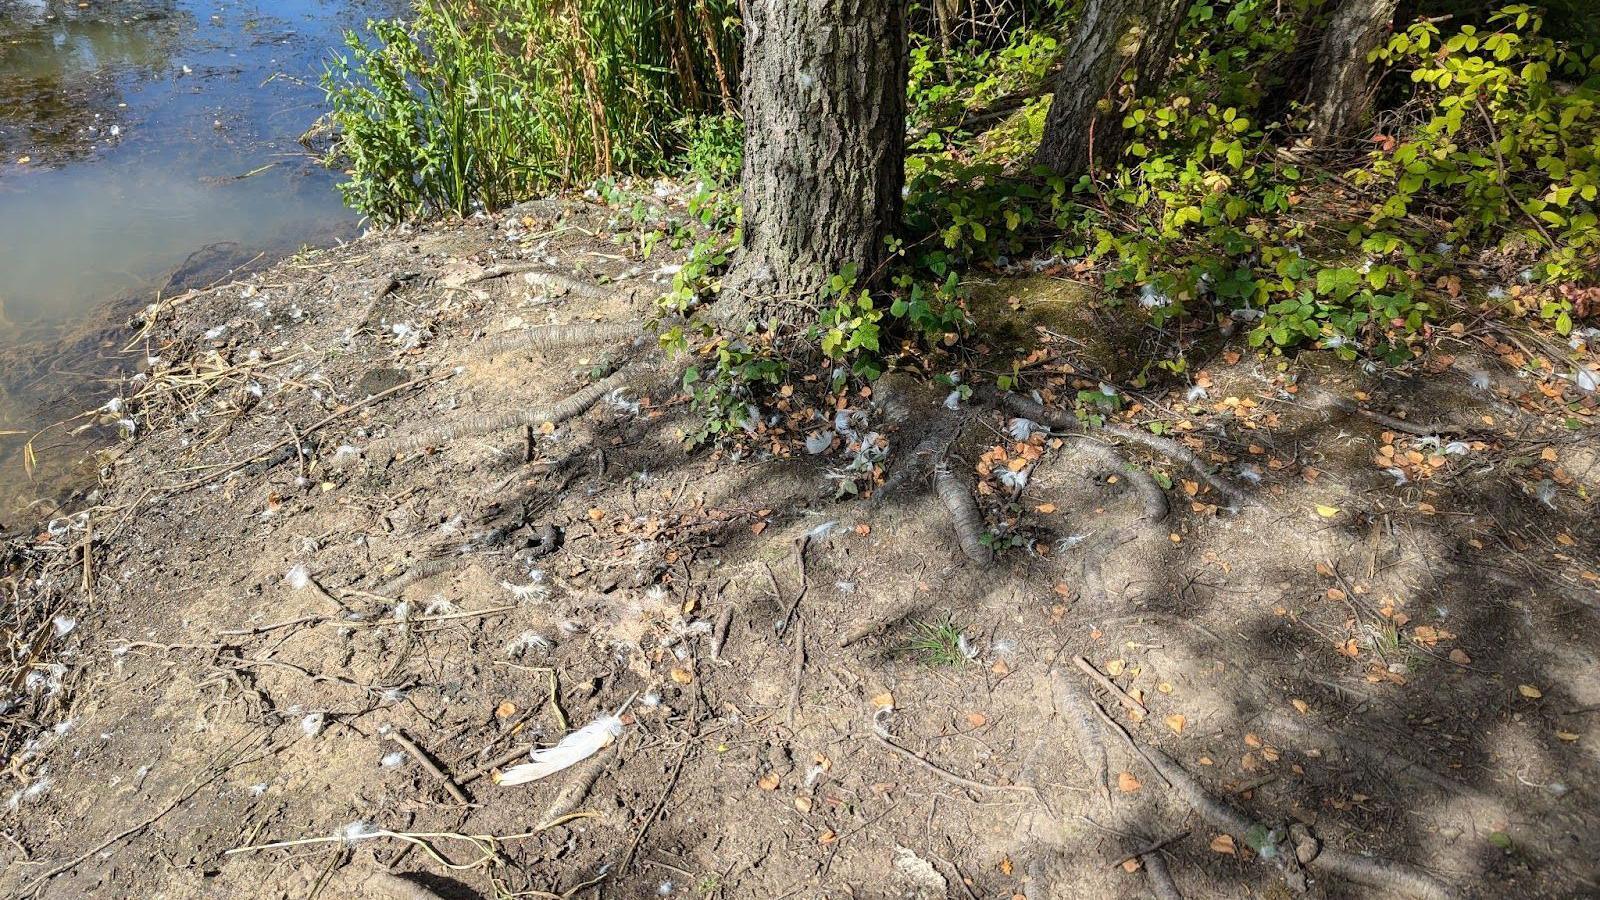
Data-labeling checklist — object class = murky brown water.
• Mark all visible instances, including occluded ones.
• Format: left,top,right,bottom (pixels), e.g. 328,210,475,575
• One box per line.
0,0,398,528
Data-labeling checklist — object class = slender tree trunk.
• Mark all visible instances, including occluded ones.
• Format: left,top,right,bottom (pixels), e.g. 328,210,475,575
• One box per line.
1304,0,1400,144
724,0,909,329
1034,0,1186,177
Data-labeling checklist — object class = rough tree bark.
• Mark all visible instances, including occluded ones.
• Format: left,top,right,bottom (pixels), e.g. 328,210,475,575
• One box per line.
1034,0,1187,176
1304,0,1401,144
724,0,909,328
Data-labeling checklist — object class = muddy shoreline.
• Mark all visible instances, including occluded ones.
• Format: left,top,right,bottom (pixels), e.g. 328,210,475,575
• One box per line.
3,188,1599,899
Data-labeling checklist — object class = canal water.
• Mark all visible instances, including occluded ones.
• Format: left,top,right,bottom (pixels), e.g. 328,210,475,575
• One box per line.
0,0,397,529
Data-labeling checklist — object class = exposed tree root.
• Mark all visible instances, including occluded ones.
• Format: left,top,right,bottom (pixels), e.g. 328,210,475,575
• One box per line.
373,557,458,598
1137,744,1454,899
1296,833,1453,900
464,265,611,299
1050,670,1110,806
1255,707,1489,804
1071,438,1169,521
1000,393,1250,509
1142,846,1185,900
537,748,611,830
361,870,448,900
838,597,921,647
935,463,994,565
1305,387,1463,437
476,322,644,358
361,369,632,463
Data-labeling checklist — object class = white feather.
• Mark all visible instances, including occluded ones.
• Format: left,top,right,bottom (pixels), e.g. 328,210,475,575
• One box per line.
497,714,624,786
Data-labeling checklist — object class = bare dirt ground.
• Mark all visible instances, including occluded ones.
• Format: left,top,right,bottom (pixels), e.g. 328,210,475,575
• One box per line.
2,185,1598,900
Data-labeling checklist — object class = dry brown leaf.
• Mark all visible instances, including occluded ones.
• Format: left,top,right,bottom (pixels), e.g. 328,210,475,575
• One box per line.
1209,834,1237,854
1117,771,1142,792
757,772,780,791
1165,714,1187,734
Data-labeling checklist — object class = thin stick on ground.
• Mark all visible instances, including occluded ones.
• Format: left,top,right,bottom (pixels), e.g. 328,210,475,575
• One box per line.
1073,655,1148,715
389,728,471,805
868,730,1037,798
1086,695,1171,789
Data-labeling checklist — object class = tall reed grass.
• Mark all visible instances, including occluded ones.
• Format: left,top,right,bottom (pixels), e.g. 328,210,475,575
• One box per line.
322,0,740,223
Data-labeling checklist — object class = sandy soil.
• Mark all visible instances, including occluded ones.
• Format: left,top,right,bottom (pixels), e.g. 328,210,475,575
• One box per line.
2,185,1598,900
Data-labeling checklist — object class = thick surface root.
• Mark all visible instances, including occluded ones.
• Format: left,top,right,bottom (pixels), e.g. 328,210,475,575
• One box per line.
1302,841,1454,900
935,464,994,565
1142,848,1184,900
1139,744,1454,899
477,322,644,358
464,265,612,299
1049,670,1110,806
1071,438,1169,522
1306,387,1462,437
362,369,631,462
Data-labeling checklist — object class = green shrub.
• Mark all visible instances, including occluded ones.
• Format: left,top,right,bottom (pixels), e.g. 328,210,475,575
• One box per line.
678,112,744,187
322,0,738,222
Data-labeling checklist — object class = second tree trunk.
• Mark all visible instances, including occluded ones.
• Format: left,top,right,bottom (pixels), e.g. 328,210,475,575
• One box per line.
1034,0,1187,177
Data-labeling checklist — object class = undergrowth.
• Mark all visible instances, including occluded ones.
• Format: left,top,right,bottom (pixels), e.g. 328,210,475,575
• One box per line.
322,0,737,222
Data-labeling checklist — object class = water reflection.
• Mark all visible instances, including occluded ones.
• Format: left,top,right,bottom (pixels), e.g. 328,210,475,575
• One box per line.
0,1,186,165
0,0,399,525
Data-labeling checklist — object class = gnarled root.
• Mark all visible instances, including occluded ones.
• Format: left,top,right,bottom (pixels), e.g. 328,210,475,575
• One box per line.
838,597,921,647
1072,438,1169,522
361,369,631,463
477,322,643,358
1001,393,1250,510
935,463,994,565
1139,745,1453,899
464,265,611,299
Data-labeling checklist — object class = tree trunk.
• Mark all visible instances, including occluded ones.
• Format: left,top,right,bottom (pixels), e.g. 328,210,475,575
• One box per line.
1034,0,1186,177
1304,0,1400,144
725,0,909,329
